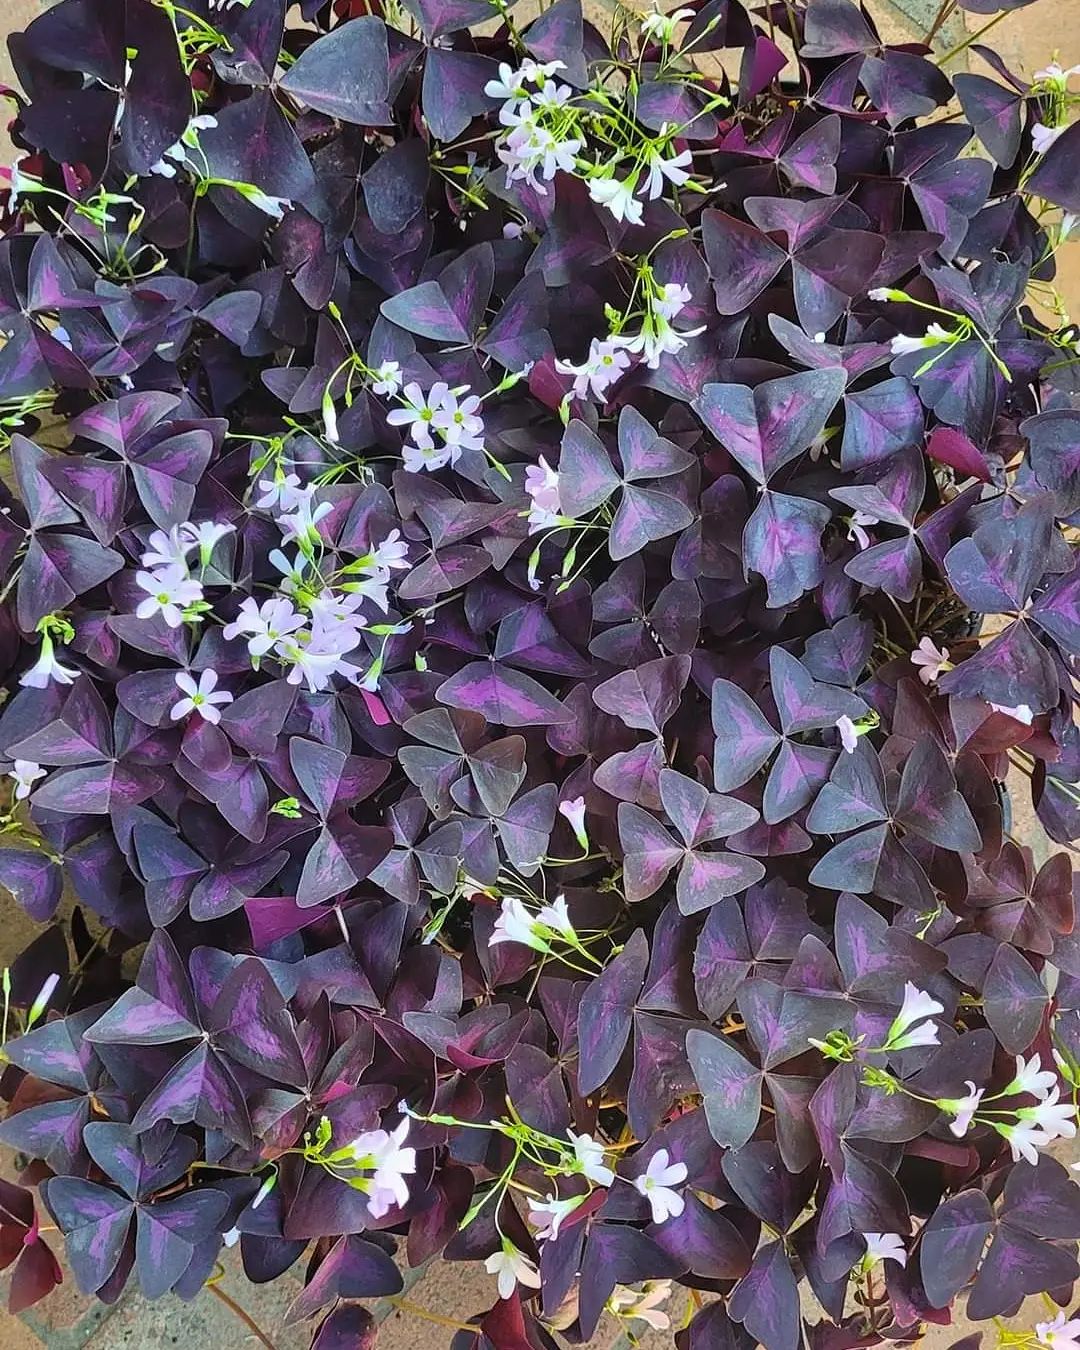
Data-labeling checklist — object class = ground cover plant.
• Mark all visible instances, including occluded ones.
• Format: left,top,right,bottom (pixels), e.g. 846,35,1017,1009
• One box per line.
0,0,1079,1346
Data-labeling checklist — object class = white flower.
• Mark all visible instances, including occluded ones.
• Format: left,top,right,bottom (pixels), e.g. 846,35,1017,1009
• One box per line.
884,983,944,1051
633,1148,687,1224
135,564,203,627
308,589,367,642
277,488,333,545
402,441,455,474
864,1232,907,1267
847,509,878,550
345,1117,416,1219
1061,212,1080,241
345,573,390,613
27,972,60,1025
588,175,645,226
568,1130,615,1187
1033,122,1069,154
277,639,350,693
989,701,1034,724
371,361,403,397
653,282,692,321
1035,63,1080,85
941,1081,984,1138
9,759,44,800
911,637,950,685
530,81,574,112
613,311,705,369
1008,1053,1059,1100
642,142,693,200
484,1242,541,1301
243,188,292,219
536,894,575,937
250,1174,276,1209
997,1119,1056,1165
537,133,582,182
1015,1087,1078,1142
525,456,569,532
322,397,339,445
150,113,218,176
141,526,193,571
489,895,545,950
555,338,632,401
256,472,305,513
366,530,410,576
170,669,233,725
813,331,826,343
497,101,581,191
640,5,695,41
890,322,957,356
1037,1311,1080,1350
484,62,530,102
182,519,234,566
868,287,893,301
836,715,859,755
520,59,566,82
435,387,485,452
223,596,305,657
609,1282,673,1331
558,796,589,850
5,157,38,211
20,635,79,689
269,548,308,594
387,382,450,452
528,1193,583,1241
525,456,561,513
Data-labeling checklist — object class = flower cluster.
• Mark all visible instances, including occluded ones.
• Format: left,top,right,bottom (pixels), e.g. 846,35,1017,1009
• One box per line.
387,382,486,473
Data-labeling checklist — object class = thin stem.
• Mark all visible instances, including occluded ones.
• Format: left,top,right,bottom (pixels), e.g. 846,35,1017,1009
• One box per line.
386,1297,481,1333
936,10,1007,66
204,1282,279,1350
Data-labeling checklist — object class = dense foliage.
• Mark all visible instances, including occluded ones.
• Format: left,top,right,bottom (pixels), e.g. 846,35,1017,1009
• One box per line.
0,0,1079,1346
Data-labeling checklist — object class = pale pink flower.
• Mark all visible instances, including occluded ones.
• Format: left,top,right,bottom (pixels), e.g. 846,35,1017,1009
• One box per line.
170,669,233,725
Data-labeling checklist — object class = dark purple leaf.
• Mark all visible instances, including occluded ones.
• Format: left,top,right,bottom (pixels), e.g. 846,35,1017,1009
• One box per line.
577,930,648,1093
686,1029,762,1149
920,1190,994,1309
982,943,1047,1053
278,17,391,124
436,662,570,727
729,1240,801,1350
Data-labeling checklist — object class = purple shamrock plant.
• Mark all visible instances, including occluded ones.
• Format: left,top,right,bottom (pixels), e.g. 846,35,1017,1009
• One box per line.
0,0,1079,1347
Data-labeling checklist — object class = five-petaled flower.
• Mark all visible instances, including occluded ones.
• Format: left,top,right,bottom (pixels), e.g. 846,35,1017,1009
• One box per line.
527,1193,583,1241
568,1130,615,1187
343,1117,416,1219
484,1241,541,1300
633,1149,687,1224
135,564,203,628
1037,1311,1080,1350
1008,1053,1059,1100
940,1081,984,1138
864,1232,907,1267
170,669,234,725
911,636,950,685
